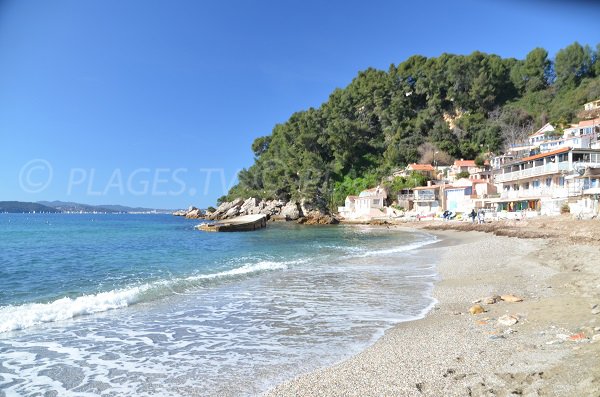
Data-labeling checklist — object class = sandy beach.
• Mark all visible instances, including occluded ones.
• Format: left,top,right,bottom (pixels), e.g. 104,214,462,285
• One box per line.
266,218,600,396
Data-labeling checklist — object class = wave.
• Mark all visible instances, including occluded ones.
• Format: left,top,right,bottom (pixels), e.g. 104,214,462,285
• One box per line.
0,261,290,333
356,237,438,257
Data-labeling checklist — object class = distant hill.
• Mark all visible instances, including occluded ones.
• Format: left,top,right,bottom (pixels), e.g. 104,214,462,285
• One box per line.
0,201,61,213
37,201,173,213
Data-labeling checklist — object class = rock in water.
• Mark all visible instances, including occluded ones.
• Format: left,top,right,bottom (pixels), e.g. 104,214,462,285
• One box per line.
185,208,204,219
501,294,523,303
469,304,485,315
498,314,519,326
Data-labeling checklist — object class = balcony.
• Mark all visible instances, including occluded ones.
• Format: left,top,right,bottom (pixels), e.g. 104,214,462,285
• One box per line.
414,192,437,202
495,162,571,183
397,194,414,200
500,187,580,200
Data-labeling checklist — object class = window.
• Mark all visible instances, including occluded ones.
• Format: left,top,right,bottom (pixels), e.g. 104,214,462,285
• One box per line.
523,182,529,190
372,199,380,206
532,180,540,188
559,177,565,187
546,177,552,187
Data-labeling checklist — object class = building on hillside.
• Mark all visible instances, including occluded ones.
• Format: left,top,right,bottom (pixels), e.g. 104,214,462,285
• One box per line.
393,163,436,180
406,163,435,179
528,123,556,146
491,154,516,170
448,159,490,181
584,99,600,111
492,147,600,215
562,118,600,143
520,118,600,154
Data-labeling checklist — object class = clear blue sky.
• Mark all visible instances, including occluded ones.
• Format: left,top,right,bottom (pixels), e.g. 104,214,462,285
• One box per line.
1,0,598,209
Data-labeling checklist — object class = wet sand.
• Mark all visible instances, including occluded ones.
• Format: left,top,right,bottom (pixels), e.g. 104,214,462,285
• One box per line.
266,218,600,396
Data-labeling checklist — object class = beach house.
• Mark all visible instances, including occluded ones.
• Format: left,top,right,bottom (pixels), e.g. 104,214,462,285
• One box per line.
338,186,388,219
413,184,442,215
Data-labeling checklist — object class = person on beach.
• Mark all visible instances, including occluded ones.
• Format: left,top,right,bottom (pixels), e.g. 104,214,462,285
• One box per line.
470,209,476,223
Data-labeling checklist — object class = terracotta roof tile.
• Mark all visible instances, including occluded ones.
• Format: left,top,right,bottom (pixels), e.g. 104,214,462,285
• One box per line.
454,160,476,167
408,163,435,171
522,147,570,162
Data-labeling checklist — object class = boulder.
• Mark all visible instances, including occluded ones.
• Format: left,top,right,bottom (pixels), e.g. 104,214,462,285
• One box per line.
240,197,258,215
224,206,240,218
211,198,244,220
185,208,204,219
213,201,234,218
280,201,301,220
297,209,339,225
259,200,284,216
230,197,244,208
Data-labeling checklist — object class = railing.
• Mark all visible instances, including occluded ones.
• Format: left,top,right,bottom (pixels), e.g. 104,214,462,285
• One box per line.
397,194,414,200
499,187,582,200
414,193,436,201
495,162,571,183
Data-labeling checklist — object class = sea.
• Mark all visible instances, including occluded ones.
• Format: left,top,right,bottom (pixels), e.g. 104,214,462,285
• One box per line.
0,214,439,396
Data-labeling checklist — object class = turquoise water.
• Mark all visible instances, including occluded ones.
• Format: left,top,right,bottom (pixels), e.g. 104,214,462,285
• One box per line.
0,214,438,396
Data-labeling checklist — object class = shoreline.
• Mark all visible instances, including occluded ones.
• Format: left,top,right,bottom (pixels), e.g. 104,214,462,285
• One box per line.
265,222,600,396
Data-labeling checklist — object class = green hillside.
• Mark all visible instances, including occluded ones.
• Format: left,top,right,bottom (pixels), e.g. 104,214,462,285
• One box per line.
222,42,600,211
0,201,61,213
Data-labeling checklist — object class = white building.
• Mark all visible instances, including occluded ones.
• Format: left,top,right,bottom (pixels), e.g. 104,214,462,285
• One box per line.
493,147,600,215
338,186,389,219
528,123,556,146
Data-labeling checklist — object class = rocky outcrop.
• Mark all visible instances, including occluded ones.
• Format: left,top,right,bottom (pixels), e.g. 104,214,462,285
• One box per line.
185,208,204,219
192,197,338,224
172,206,205,219
280,201,301,220
297,213,339,225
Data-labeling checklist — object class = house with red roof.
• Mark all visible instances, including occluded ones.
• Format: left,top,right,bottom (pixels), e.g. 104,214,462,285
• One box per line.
406,163,436,179
448,159,490,181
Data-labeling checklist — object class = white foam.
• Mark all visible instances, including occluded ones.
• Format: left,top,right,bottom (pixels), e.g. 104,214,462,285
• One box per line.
356,237,437,257
0,286,149,333
0,261,290,333
184,260,290,282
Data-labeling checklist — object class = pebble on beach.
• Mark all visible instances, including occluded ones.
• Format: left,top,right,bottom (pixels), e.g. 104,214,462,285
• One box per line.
501,294,524,303
484,295,502,304
469,304,486,315
498,314,519,326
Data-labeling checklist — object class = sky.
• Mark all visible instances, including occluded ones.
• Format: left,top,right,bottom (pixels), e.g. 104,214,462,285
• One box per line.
0,0,599,209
